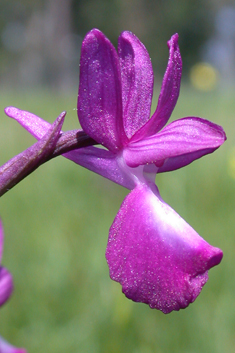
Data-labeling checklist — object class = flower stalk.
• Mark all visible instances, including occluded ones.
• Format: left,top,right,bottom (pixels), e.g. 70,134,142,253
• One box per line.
0,112,96,197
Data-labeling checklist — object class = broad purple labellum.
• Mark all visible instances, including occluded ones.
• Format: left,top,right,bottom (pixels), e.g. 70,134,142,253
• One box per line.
5,29,226,313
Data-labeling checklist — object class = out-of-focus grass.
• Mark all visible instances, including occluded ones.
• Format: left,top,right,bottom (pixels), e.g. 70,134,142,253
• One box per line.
0,86,234,353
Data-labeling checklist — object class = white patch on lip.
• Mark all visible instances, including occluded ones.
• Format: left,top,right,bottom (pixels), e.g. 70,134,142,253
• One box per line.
145,186,204,248
117,152,158,188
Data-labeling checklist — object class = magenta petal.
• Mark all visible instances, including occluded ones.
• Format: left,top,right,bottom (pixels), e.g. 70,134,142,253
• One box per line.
64,147,135,190
106,183,222,314
123,117,226,167
157,149,216,173
132,33,182,141
118,31,153,139
0,337,27,353
0,267,13,306
78,29,127,152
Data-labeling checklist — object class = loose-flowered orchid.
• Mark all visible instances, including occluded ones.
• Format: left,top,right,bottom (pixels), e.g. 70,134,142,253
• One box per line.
5,29,226,313
0,221,27,353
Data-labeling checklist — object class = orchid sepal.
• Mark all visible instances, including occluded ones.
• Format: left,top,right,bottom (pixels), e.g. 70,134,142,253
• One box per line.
123,117,226,168
78,28,127,152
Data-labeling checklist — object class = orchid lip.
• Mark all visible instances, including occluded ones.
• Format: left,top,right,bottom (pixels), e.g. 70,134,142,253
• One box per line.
106,183,223,313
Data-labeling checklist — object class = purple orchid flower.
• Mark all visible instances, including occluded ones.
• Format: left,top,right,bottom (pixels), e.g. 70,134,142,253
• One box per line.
0,221,27,353
5,29,226,313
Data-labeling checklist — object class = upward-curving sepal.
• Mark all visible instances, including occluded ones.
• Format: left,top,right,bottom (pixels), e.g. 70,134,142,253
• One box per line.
106,183,223,313
78,29,127,152
118,31,153,139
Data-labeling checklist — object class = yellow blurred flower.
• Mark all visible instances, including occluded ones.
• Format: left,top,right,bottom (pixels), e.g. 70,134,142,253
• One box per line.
190,63,219,91
227,147,235,179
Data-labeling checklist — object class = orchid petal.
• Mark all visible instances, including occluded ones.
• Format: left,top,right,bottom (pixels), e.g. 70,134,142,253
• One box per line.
106,183,222,314
157,149,216,173
64,147,135,190
123,117,226,168
132,33,182,141
0,337,27,353
0,267,13,306
118,31,153,139
78,29,127,152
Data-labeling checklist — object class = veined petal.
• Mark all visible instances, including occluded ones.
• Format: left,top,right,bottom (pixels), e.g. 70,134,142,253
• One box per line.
0,336,27,353
132,33,182,141
157,149,216,173
0,267,13,306
106,183,222,314
123,117,226,167
78,29,127,152
118,31,153,139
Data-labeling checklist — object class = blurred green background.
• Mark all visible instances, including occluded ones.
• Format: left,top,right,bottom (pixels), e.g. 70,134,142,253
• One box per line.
0,87,234,353
1,0,235,89
0,1,235,353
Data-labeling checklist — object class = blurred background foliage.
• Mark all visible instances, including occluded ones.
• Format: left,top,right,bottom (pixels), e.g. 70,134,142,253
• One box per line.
0,1,235,353
1,0,235,89
0,89,234,353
